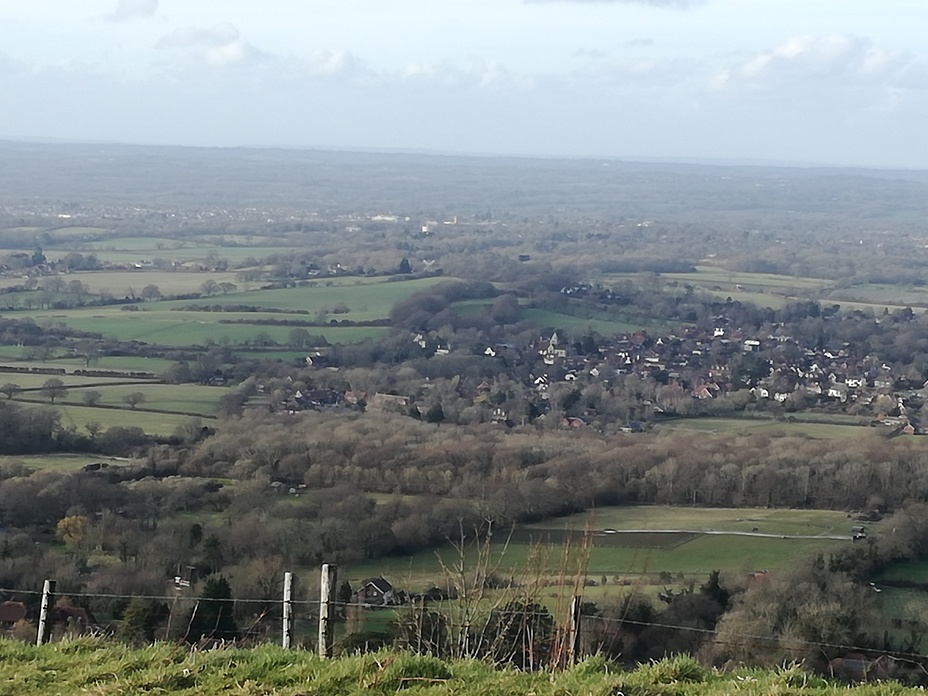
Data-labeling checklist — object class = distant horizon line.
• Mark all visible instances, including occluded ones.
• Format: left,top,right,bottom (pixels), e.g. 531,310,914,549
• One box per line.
1,134,924,174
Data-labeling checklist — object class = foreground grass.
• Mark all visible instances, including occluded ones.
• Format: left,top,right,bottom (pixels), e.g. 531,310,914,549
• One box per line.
0,638,917,695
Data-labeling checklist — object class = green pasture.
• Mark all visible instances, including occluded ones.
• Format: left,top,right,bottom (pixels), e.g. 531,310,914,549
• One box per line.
602,267,832,310
347,534,840,590
877,561,928,585
0,373,151,389
660,267,833,292
55,383,230,416
0,453,128,473
163,275,448,319
347,506,854,589
532,506,855,537
1,274,439,345
696,288,790,309
654,416,876,439
0,226,48,236
879,586,928,621
232,350,314,362
0,355,175,374
61,248,293,266
72,235,182,251
827,283,928,309
0,344,172,371
877,586,928,651
8,310,385,346
0,270,248,295
35,402,198,434
14,381,228,421
43,226,109,238
521,308,674,336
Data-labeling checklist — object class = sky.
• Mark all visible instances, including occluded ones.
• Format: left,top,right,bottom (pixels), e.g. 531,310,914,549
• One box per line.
1,0,927,169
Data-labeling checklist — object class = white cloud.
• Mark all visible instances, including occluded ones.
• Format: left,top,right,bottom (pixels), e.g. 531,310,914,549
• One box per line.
711,34,911,92
156,24,241,50
305,49,364,78
107,0,157,22
155,24,264,68
396,58,526,91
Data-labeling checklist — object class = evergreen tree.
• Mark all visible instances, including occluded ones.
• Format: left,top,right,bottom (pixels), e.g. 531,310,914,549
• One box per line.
187,575,238,643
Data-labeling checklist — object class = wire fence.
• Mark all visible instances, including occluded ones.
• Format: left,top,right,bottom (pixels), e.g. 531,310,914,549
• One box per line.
3,570,928,679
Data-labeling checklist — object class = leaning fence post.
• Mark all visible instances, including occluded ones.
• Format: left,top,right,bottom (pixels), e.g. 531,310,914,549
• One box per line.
318,564,337,657
282,571,294,649
36,579,56,646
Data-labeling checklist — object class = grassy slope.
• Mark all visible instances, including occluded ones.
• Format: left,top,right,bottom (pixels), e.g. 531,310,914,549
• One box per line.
0,639,915,695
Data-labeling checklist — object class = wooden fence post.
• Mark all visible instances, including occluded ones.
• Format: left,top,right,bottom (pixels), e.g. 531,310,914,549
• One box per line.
568,595,582,665
318,564,337,657
36,579,56,646
282,571,293,649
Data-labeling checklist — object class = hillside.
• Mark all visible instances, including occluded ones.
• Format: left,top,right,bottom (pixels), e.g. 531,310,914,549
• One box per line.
0,638,919,695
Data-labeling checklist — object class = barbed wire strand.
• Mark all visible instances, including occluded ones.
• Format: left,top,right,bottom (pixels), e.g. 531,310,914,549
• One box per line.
4,585,928,662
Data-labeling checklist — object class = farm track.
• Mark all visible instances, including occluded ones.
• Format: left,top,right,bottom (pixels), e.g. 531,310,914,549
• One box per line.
602,529,852,541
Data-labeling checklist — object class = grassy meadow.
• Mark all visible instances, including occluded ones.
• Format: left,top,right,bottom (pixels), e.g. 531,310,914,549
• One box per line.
21,402,204,434
653,416,876,439
0,354,175,374
1,275,445,347
520,308,677,335
605,266,928,313
0,639,899,696
0,453,128,472
345,506,860,591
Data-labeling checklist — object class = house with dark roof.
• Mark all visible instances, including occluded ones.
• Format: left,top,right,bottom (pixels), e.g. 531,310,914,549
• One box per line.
358,577,396,606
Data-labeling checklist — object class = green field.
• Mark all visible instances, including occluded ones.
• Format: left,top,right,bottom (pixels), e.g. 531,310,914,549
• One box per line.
877,561,928,585
533,506,855,537
14,382,228,415
31,402,200,434
826,283,928,309
0,355,175,374
0,373,153,389
659,267,834,292
604,268,928,314
0,270,247,295
521,308,675,336
0,453,129,472
12,380,229,433
654,416,876,439
347,506,856,589
0,276,444,346
9,311,386,347
60,383,228,415
162,276,448,318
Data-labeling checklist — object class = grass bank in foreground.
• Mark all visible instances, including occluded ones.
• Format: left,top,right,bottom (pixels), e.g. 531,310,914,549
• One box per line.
0,638,916,695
